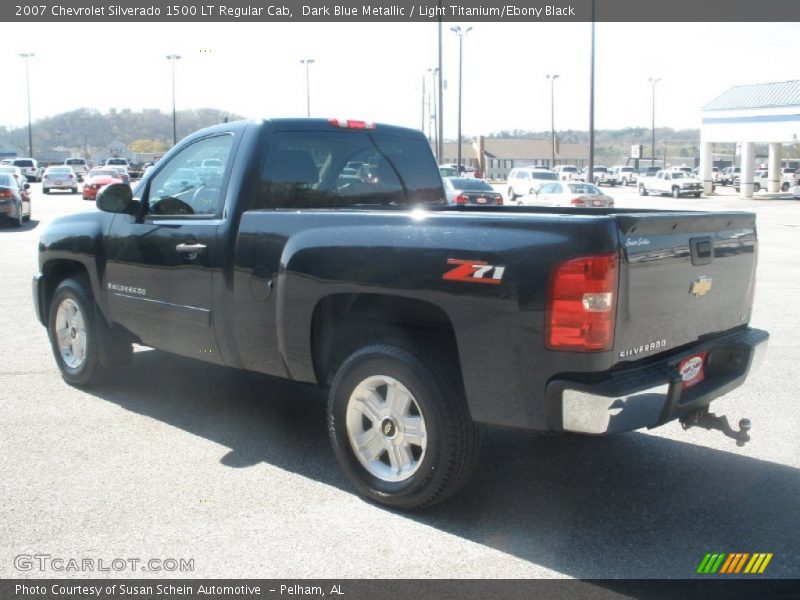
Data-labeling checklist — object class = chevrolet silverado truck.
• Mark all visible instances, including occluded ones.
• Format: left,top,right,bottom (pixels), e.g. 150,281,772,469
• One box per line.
33,118,768,509
638,169,704,198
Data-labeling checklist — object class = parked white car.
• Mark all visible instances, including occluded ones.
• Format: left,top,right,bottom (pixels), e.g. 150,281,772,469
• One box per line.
42,166,79,194
64,158,89,181
506,168,559,202
610,166,637,186
638,170,703,198
11,158,40,182
553,165,580,181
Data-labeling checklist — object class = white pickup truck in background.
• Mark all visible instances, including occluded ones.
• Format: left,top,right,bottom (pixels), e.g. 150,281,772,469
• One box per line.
638,169,704,198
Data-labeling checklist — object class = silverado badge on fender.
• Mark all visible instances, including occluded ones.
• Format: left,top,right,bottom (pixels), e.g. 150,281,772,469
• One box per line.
443,259,505,284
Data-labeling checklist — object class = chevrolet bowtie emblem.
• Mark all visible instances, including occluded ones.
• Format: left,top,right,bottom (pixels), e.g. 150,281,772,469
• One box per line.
690,277,713,297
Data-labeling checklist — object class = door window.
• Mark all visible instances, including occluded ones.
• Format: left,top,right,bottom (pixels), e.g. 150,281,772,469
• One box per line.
146,135,233,216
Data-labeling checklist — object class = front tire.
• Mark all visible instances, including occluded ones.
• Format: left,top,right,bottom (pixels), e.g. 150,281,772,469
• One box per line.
672,186,681,198
782,182,790,192
47,276,132,387
328,344,480,510
639,184,648,196
507,187,516,202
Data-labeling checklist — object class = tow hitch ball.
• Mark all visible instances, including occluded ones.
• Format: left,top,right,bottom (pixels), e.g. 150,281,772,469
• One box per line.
680,408,751,447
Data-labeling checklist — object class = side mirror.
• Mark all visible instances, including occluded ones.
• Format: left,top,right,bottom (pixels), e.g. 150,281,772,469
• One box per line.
97,183,137,214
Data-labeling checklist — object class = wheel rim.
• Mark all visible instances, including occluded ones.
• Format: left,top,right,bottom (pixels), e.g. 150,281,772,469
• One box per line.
55,298,87,369
345,375,427,483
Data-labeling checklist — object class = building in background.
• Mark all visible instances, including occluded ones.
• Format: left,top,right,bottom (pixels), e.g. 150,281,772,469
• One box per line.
441,137,590,180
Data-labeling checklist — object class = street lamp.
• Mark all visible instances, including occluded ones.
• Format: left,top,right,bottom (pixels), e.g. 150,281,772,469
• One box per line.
546,74,560,167
649,77,661,167
300,59,315,117
450,25,472,170
19,53,35,158
427,67,440,155
166,54,182,146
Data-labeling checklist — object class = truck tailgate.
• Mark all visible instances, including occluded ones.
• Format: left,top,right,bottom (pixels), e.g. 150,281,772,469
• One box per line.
613,212,757,365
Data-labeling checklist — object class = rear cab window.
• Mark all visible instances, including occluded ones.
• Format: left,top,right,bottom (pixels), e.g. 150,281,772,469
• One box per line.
253,129,445,210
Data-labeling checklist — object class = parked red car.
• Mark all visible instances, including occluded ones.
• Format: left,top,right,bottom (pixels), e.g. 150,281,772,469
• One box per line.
82,169,124,200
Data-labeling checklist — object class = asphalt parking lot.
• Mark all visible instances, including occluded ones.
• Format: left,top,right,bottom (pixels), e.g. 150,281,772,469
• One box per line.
1,183,798,579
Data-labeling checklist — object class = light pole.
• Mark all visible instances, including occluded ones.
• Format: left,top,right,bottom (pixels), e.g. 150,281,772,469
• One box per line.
300,59,315,117
546,74,559,167
166,54,182,146
437,10,444,164
588,0,595,181
649,77,661,167
450,25,472,170
427,67,439,155
19,53,35,158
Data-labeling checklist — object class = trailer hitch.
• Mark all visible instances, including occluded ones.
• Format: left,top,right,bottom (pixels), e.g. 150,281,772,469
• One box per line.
680,408,751,447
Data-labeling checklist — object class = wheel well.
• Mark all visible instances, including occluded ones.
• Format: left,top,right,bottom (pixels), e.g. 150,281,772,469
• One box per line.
42,260,89,319
311,294,461,388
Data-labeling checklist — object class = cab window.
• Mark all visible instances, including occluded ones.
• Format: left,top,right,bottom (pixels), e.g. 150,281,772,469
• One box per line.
146,135,233,216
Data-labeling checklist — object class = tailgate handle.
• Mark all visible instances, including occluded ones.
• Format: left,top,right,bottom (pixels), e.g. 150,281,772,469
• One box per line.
690,237,714,266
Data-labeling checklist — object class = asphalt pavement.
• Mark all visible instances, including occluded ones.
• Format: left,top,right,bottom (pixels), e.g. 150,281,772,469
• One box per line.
1,183,798,579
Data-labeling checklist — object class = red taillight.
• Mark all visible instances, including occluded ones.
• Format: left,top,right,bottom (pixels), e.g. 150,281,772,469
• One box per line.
0,190,13,199
328,118,376,130
570,197,584,206
495,196,503,205
454,194,468,205
545,253,619,352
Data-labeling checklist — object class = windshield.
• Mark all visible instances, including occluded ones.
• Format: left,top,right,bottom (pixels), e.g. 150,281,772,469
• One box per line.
670,172,686,179
90,170,118,178
0,174,13,187
449,178,493,191
13,160,34,167
532,172,558,180
66,160,85,165
47,168,72,174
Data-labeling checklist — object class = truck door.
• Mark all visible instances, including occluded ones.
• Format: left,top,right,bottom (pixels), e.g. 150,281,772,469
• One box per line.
104,133,235,361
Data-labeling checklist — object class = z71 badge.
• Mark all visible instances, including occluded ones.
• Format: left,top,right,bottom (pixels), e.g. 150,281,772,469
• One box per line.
443,259,505,285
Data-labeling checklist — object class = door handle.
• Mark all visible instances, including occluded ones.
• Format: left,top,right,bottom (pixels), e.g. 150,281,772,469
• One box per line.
176,242,207,253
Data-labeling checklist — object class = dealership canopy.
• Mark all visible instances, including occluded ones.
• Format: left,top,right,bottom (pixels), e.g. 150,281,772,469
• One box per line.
700,80,800,197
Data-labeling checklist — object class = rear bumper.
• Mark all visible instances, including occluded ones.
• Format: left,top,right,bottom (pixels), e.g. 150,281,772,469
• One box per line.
547,327,768,434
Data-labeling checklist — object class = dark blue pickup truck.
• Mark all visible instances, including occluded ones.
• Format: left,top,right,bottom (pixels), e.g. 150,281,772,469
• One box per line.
33,118,768,509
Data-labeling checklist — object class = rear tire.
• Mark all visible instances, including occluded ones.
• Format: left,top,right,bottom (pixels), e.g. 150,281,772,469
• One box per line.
11,206,23,228
754,183,761,193
639,184,648,196
672,186,681,198
328,344,480,510
694,193,702,198
782,182,790,192
507,188,516,202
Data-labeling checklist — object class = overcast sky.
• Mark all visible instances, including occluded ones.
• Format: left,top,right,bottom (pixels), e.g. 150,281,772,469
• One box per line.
0,21,795,138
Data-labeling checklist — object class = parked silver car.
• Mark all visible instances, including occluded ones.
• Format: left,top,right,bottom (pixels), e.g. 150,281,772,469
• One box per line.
533,181,614,208
506,168,559,202
42,166,79,194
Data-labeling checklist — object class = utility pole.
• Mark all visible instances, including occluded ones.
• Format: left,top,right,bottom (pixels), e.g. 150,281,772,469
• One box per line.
649,77,661,167
428,67,439,158
19,53,35,158
166,54,182,145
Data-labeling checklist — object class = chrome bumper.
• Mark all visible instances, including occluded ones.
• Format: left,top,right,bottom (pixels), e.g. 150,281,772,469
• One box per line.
548,328,769,435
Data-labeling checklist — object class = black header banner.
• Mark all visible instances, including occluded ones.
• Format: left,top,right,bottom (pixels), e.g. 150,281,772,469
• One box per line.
3,0,799,22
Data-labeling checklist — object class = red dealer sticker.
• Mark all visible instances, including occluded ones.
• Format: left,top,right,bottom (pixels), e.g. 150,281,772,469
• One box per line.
679,351,708,390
